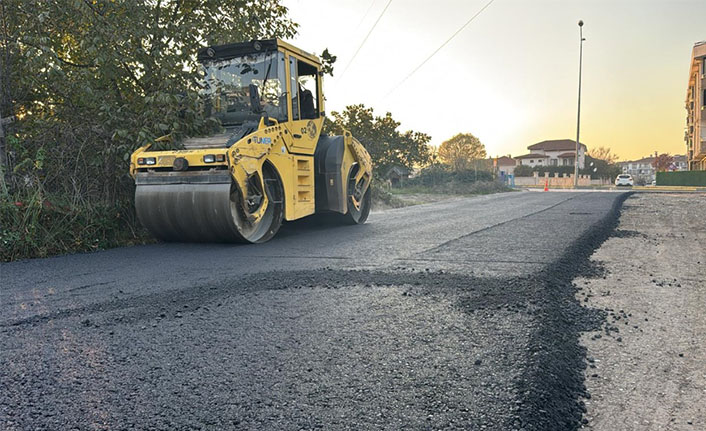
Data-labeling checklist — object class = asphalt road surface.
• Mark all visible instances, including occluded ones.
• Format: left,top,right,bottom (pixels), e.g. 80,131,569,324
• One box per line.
1,191,629,430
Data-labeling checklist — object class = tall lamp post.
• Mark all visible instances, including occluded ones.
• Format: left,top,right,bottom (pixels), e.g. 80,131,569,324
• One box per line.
574,20,585,188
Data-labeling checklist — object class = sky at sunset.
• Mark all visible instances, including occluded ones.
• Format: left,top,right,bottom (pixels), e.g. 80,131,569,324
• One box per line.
282,0,706,161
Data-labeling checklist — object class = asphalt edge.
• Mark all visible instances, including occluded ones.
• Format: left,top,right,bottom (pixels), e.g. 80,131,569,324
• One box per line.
513,191,633,430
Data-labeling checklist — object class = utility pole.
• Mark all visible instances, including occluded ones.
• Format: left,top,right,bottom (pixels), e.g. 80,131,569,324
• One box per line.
431,152,437,188
0,114,12,196
574,20,585,188
0,60,7,196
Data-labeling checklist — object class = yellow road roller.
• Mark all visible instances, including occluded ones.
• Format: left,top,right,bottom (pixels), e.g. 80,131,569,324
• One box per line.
129,39,373,243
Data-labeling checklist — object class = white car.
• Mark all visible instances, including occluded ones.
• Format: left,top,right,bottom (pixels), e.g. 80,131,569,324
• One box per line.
615,174,634,187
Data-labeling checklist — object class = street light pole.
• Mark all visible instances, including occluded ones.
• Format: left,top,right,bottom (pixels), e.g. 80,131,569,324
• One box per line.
574,20,585,188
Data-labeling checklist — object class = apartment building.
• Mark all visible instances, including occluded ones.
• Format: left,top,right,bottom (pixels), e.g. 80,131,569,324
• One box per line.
515,139,587,169
686,41,706,170
673,154,688,171
620,156,656,182
619,154,688,183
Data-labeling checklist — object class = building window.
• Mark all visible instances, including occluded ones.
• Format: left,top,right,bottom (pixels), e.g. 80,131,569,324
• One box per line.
703,89,706,107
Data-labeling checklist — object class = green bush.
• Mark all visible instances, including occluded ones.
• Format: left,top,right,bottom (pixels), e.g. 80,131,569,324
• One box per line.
406,167,493,187
656,171,706,186
370,182,406,209
0,191,151,262
393,180,510,196
514,165,533,177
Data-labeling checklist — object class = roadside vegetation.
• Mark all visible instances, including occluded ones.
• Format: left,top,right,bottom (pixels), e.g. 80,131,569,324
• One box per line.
0,191,150,261
0,1,297,261
391,168,510,196
322,104,432,175
0,1,505,261
372,132,512,207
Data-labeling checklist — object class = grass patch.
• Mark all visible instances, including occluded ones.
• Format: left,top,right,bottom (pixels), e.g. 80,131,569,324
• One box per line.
371,184,408,209
390,181,512,196
1,191,152,262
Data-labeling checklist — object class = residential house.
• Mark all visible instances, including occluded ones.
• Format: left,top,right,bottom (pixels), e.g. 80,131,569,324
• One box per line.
385,165,410,187
515,139,587,169
685,41,706,170
496,156,516,177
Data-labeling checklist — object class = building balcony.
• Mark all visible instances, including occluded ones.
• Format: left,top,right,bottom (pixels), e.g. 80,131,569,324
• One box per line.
697,139,706,158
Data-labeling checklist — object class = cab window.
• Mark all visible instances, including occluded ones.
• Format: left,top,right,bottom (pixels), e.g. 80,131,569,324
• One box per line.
295,59,319,119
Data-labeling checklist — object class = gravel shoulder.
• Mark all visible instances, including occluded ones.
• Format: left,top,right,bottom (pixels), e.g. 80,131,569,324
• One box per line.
576,193,706,430
372,192,465,211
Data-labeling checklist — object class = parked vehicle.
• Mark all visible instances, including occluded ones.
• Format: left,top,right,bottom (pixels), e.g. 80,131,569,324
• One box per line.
615,174,634,187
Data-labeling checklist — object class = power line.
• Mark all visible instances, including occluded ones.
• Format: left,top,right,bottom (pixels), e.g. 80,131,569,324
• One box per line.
339,0,393,79
355,0,378,31
382,0,496,99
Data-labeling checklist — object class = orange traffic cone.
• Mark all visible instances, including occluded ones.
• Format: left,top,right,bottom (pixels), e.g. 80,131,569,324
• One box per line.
544,179,549,192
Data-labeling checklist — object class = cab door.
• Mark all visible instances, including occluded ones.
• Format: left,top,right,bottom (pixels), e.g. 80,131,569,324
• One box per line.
285,54,324,155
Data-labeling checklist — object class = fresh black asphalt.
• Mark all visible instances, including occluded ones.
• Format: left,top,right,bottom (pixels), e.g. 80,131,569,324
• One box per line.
1,191,629,430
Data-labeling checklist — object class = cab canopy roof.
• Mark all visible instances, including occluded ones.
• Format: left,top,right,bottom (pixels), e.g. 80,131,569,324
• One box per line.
197,39,320,65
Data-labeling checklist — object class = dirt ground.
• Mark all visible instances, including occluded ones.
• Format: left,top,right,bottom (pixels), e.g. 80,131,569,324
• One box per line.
372,192,462,211
391,192,462,205
576,193,706,430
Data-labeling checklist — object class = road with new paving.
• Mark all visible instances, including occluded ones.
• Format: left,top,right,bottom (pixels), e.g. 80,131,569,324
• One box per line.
1,191,629,430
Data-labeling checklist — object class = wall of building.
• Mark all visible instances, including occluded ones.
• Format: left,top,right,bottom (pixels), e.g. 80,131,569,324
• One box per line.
517,147,585,169
498,165,515,176
686,42,706,170
517,157,548,167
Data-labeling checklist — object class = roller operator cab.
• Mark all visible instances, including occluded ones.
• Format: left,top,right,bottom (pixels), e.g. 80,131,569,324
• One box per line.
129,39,373,243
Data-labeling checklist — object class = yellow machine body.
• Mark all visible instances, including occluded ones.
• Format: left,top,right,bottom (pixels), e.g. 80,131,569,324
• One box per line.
129,39,372,243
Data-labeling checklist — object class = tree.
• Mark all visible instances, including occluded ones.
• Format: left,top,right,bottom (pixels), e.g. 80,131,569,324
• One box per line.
588,146,620,164
438,133,486,172
583,155,621,180
652,153,674,172
323,104,431,173
2,0,297,201
319,48,337,76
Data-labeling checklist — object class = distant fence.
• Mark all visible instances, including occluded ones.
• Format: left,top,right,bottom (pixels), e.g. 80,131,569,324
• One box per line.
511,172,610,187
656,171,706,186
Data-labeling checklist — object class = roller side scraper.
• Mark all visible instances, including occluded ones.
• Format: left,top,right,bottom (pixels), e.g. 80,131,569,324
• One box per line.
130,39,373,243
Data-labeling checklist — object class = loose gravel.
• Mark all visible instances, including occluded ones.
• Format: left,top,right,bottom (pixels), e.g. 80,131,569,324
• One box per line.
576,193,706,430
